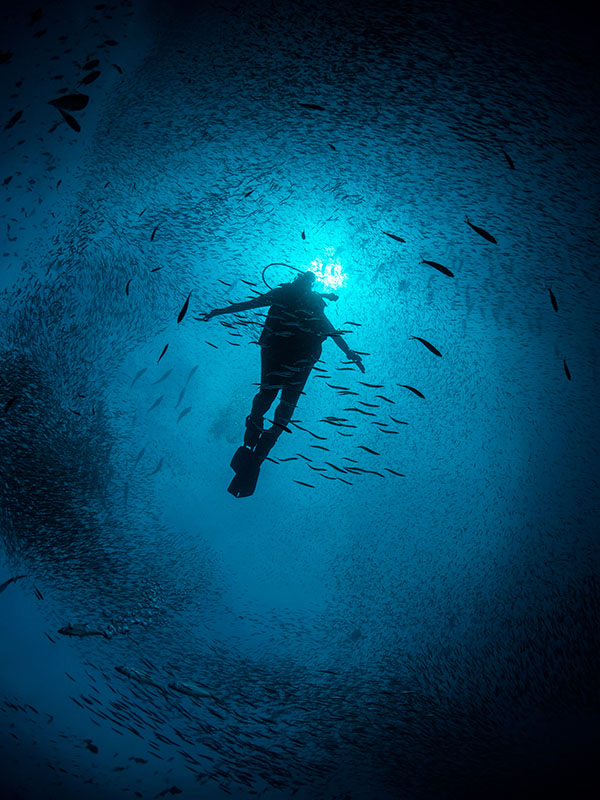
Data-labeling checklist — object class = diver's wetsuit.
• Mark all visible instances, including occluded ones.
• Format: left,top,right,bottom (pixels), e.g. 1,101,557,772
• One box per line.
246,282,334,460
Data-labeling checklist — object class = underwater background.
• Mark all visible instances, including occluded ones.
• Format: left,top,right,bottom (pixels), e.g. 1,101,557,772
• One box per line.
1,0,598,797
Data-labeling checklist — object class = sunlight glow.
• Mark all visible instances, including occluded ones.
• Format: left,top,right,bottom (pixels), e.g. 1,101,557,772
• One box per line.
307,248,347,291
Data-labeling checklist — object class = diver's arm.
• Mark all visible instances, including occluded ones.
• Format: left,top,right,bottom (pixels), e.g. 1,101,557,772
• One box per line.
198,296,271,321
331,333,365,373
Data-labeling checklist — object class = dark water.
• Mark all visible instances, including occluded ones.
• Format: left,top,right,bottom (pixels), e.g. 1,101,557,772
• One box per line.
1,0,599,798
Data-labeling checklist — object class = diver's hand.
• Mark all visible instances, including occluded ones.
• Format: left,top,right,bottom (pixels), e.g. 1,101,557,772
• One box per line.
347,350,365,373
195,310,216,321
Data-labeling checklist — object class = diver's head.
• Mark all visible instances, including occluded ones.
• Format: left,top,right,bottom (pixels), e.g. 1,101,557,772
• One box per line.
293,270,316,291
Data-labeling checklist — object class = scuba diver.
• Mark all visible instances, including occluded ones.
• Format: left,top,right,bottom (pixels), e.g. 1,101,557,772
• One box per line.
200,270,365,497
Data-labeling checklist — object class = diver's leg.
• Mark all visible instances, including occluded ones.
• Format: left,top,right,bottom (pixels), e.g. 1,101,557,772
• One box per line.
244,348,280,447
254,365,311,462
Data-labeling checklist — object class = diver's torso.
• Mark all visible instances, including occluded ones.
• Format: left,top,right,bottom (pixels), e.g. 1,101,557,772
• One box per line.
259,286,329,358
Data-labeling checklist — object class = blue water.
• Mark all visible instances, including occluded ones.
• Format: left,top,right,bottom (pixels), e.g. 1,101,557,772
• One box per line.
1,0,599,798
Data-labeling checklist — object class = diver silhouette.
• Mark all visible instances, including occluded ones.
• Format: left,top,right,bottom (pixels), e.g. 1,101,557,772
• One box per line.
200,271,364,497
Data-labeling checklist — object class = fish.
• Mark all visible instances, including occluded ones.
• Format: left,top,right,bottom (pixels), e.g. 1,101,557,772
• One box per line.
175,387,186,409
85,741,98,753
358,446,380,455
157,344,168,363
268,419,292,433
57,108,81,132
218,279,233,286
5,110,23,130
130,367,147,387
150,267,162,272
177,292,191,323
359,382,384,388
83,59,99,70
329,143,336,150
125,278,132,295
115,666,164,692
147,395,163,411
139,208,146,216
153,368,172,384
205,341,218,349
344,407,376,416
244,189,253,197
240,279,257,286
465,215,497,243
502,150,515,169
168,681,213,699
390,416,408,424
151,225,159,241
358,401,379,408
326,384,350,390
134,447,146,466
176,407,192,423
325,462,348,474
563,359,571,380
410,335,442,357
105,39,119,46
549,287,558,312
129,757,147,764
34,585,44,600
48,94,89,111
421,258,454,277
0,574,28,595
382,231,406,243
58,623,107,638
375,394,394,404
385,468,405,476
4,396,18,412
398,384,425,398
343,321,362,327
299,103,325,110
294,480,315,488
149,458,164,476
79,70,100,85
302,230,306,239
112,63,123,74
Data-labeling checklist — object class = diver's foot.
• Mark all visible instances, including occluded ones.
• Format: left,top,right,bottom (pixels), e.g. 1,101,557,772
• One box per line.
228,446,261,498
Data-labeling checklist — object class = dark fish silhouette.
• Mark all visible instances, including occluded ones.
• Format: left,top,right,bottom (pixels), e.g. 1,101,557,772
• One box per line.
151,225,159,241
0,574,28,595
299,103,325,110
294,480,315,488
549,287,558,312
390,416,408,424
58,623,106,638
177,292,191,323
5,110,23,130
4,396,18,412
176,407,192,423
358,446,380,455
149,458,164,476
205,341,218,349
112,63,123,74
79,70,100,85
157,344,168,363
48,94,89,111
385,468,406,476
125,278,132,295
185,365,198,385
375,394,395,403
58,109,81,132
175,387,186,408
105,39,118,46
410,335,442,357
130,367,146,387
563,359,571,380
150,266,162,272
244,189,253,197
83,59,99,70
343,321,362,327
153,368,172,384
148,395,163,411
465,215,497,243
359,382,384,388
382,231,405,243
421,258,454,277
240,279,257,286
34,585,44,600
398,384,425,398
134,447,146,466
502,150,515,169
302,230,306,239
